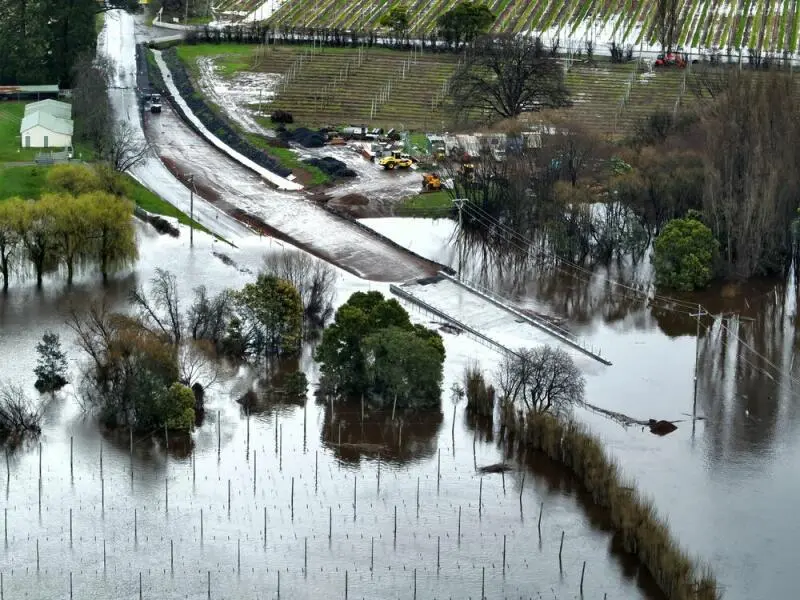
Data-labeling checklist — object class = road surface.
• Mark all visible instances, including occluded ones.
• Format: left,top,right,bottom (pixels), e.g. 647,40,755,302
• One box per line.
100,10,250,243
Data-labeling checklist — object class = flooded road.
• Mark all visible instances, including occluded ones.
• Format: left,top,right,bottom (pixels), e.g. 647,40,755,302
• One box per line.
0,223,662,599
361,217,800,600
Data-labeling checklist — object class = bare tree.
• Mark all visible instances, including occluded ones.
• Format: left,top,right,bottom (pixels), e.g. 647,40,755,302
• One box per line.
178,341,220,391
700,71,800,279
129,268,182,344
0,383,43,442
496,346,584,415
187,286,235,344
262,251,337,327
106,122,150,172
71,53,113,158
451,35,570,121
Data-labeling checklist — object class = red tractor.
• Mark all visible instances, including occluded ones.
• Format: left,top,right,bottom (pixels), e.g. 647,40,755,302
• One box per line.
654,52,687,68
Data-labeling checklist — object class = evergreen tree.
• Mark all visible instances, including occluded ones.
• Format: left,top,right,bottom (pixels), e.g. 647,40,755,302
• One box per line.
34,331,68,393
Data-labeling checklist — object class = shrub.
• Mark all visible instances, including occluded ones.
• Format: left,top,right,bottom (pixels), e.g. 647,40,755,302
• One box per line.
270,110,294,124
464,365,494,417
653,216,718,291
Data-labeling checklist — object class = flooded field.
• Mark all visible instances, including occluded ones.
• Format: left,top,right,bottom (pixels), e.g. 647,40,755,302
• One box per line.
362,217,800,600
0,223,661,599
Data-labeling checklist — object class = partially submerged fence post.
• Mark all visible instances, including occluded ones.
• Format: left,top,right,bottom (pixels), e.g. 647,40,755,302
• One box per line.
538,501,544,538
580,560,586,595
503,534,506,574
559,531,565,572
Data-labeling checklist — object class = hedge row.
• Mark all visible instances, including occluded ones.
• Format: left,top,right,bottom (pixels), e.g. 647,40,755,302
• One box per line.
161,48,292,179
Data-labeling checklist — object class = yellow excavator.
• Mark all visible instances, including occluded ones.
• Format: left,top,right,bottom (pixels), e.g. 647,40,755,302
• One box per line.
379,151,413,170
421,173,442,192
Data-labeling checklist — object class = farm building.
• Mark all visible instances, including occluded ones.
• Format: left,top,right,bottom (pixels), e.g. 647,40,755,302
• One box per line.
24,99,72,121
20,109,73,149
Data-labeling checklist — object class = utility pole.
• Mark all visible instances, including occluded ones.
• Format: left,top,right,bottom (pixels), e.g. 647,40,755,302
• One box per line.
188,174,195,247
453,199,466,280
690,304,708,423
184,0,190,25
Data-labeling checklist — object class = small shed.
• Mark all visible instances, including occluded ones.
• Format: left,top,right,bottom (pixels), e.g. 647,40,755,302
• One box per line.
20,111,73,149
24,99,72,121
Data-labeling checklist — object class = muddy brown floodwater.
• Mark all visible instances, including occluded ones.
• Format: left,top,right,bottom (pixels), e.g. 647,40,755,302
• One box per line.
361,217,800,600
0,224,665,599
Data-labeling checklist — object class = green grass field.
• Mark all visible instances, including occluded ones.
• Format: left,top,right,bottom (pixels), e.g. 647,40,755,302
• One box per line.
0,165,49,200
245,133,330,186
0,102,39,162
396,189,453,218
122,175,211,234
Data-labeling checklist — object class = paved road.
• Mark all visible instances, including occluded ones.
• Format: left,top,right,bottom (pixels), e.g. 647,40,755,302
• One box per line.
100,10,251,243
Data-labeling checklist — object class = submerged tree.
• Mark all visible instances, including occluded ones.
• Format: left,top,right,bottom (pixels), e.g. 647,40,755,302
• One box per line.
699,70,800,279
0,383,43,444
234,274,303,358
315,291,445,410
261,251,337,328
653,215,718,291
496,346,584,415
34,332,68,393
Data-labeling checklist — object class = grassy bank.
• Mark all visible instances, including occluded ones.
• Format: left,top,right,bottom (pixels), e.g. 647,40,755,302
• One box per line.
0,165,48,200
501,408,719,600
0,102,38,162
172,42,696,136
0,164,210,234
121,175,211,234
396,189,453,218
244,134,330,186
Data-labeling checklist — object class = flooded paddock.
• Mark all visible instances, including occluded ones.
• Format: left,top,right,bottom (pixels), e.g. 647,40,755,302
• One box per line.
0,224,661,599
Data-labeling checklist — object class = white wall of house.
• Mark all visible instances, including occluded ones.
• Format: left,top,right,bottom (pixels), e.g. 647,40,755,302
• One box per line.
21,125,71,149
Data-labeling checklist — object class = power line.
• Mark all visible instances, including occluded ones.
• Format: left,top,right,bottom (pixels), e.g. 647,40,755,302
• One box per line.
453,198,799,389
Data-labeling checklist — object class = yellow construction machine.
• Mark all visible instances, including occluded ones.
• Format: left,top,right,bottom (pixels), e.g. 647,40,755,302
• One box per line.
421,173,442,192
379,151,413,170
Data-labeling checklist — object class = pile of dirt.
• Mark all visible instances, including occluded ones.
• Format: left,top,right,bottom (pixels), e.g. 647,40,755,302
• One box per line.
278,127,327,148
303,156,356,178
335,193,369,206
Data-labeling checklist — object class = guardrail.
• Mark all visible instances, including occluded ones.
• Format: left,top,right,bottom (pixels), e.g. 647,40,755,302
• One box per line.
438,272,612,366
389,284,518,358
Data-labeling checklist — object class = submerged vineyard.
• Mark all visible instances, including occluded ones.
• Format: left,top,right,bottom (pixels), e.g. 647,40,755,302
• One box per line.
251,0,800,55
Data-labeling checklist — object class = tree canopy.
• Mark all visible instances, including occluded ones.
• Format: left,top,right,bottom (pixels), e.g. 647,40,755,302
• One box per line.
0,188,137,290
0,0,140,86
234,274,303,358
451,35,570,120
315,291,445,410
652,215,718,291
436,1,495,49
379,5,410,42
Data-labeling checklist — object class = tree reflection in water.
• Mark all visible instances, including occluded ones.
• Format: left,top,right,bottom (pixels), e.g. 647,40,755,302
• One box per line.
460,229,799,459
320,400,442,466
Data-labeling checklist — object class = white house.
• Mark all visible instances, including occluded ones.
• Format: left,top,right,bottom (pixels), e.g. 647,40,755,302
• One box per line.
20,110,73,149
24,99,72,121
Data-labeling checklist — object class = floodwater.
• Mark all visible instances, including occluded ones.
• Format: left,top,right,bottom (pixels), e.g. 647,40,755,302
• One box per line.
0,224,662,599
361,217,800,600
